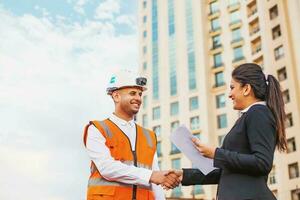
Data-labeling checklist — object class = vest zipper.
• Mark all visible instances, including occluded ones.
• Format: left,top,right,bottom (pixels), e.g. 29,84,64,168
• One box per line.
132,150,137,200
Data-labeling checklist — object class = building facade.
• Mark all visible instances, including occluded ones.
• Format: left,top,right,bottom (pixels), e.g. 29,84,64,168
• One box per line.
137,0,300,199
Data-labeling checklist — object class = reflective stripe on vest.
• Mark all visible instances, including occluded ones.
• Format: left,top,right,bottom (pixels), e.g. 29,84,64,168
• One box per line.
88,178,152,190
90,160,152,174
141,127,153,148
98,121,113,138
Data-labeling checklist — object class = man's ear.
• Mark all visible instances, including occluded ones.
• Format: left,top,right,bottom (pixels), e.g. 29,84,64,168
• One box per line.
111,91,121,103
243,84,252,96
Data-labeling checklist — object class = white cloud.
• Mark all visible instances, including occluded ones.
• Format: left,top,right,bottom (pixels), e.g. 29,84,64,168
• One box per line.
74,0,89,15
116,14,136,28
94,0,120,20
0,5,138,200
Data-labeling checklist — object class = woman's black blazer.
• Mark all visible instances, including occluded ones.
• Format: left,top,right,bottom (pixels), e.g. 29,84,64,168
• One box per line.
182,105,277,200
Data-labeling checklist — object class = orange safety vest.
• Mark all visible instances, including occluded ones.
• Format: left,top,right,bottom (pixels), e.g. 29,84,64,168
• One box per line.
83,119,157,200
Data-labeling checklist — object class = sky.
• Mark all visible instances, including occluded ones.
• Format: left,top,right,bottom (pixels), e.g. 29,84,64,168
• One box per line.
0,0,139,199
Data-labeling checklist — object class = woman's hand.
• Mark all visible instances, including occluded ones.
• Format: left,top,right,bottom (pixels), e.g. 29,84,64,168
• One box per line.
192,137,216,159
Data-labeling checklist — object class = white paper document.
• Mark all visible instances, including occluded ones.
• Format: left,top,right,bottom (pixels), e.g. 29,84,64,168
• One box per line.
170,125,216,175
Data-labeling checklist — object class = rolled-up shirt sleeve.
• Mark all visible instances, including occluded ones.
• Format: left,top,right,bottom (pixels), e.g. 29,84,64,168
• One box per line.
86,125,152,186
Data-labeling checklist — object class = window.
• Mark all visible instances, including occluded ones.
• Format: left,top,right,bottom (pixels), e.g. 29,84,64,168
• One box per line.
143,1,147,9
211,18,220,31
153,125,161,137
158,160,162,169
269,5,278,20
283,89,290,104
142,114,148,127
254,56,264,68
193,185,204,194
218,134,226,146
170,102,179,116
247,0,257,17
217,114,227,128
233,46,244,61
170,143,180,154
209,1,219,14
230,10,240,24
212,34,221,49
277,67,287,81
143,61,147,70
274,45,284,60
249,18,260,35
232,28,242,42
287,137,296,153
190,116,200,130
288,162,299,179
272,25,281,40
172,158,181,169
171,121,179,132
152,106,160,120
291,189,300,200
215,71,225,87
269,166,276,184
251,37,262,55
143,95,147,109
286,113,293,128
157,141,162,157
189,96,199,110
143,30,147,38
216,94,226,108
171,159,182,197
143,16,147,23
143,46,147,55
213,53,222,67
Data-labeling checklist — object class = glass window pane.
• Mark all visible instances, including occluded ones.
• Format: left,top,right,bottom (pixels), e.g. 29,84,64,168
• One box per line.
189,96,199,110
217,114,227,128
170,102,179,116
152,107,160,120
216,94,226,108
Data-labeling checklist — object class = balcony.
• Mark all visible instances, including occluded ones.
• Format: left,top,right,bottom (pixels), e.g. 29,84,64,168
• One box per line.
233,56,245,63
211,43,222,50
212,62,223,69
208,10,220,20
209,27,221,33
231,37,243,44
250,26,260,36
213,82,225,88
227,2,240,12
252,45,262,55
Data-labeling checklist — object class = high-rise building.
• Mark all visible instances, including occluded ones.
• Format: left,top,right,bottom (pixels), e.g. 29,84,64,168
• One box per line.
137,0,300,199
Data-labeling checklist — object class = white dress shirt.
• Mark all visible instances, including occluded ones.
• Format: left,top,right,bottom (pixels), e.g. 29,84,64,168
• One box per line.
86,113,165,199
241,101,266,114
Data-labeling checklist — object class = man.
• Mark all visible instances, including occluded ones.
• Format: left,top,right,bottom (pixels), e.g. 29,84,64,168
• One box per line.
83,69,179,200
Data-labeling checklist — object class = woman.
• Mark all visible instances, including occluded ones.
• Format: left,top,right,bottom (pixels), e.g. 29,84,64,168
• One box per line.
179,63,287,200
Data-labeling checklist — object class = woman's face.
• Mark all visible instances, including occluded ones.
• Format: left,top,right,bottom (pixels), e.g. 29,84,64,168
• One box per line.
228,78,247,110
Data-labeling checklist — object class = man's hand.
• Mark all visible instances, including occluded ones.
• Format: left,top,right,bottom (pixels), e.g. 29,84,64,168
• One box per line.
162,170,183,190
149,170,181,189
192,137,216,158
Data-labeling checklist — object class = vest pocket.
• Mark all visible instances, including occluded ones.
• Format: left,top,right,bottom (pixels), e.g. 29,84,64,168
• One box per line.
88,186,115,200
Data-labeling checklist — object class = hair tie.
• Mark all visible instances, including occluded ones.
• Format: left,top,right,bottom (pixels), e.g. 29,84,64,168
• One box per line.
265,74,269,85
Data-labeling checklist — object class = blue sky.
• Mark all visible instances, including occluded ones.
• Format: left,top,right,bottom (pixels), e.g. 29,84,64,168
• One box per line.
0,1,138,199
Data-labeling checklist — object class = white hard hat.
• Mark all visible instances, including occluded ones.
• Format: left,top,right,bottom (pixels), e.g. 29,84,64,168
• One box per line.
106,69,147,95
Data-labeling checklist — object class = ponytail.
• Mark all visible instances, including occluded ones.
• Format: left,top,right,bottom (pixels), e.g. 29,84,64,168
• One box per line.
266,75,287,152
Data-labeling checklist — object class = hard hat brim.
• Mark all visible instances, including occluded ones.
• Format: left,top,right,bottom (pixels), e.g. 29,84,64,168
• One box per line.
107,85,147,95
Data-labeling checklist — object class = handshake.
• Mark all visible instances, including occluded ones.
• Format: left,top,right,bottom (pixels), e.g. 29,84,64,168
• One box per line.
150,170,183,190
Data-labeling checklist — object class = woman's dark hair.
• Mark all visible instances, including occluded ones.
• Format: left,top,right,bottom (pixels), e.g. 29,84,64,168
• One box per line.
232,63,287,152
